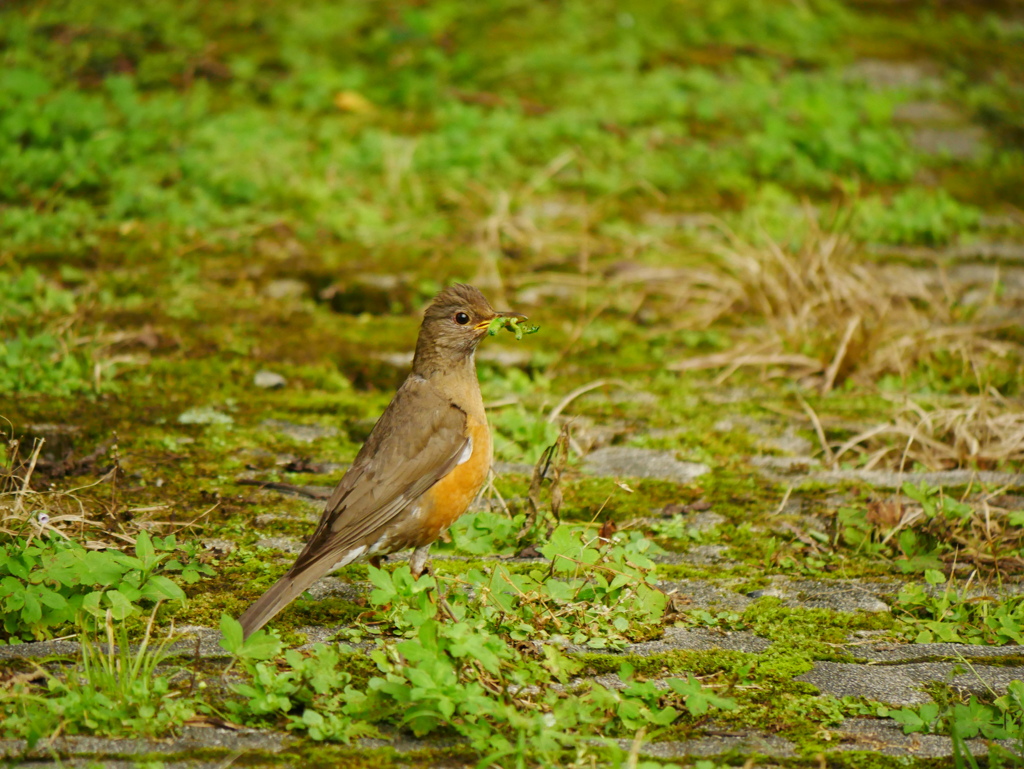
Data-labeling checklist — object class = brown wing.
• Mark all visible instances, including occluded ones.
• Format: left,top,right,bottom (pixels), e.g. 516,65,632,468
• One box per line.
289,374,469,574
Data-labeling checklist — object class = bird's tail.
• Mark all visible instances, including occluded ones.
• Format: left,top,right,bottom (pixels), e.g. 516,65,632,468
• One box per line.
237,567,322,639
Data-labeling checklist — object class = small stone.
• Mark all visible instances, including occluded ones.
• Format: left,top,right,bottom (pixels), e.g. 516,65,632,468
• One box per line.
892,101,960,125
746,586,787,600
262,419,339,443
688,511,726,532
201,539,236,554
843,59,940,91
254,370,287,389
177,407,233,426
263,278,308,300
582,447,710,484
911,127,986,160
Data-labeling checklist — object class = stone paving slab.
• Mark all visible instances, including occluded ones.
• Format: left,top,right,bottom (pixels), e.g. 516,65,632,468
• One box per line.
897,662,1024,698
847,641,1024,663
659,579,755,613
0,640,81,662
796,660,1024,706
752,457,1024,490
747,578,894,613
833,718,1018,759
0,727,285,762
581,447,711,483
625,626,773,656
625,732,798,759
796,661,933,706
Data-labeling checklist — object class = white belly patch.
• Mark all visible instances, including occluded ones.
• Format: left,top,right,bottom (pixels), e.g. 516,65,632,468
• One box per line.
456,436,473,466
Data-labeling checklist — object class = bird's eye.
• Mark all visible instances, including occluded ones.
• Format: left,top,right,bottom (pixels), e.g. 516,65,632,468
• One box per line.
454,311,470,325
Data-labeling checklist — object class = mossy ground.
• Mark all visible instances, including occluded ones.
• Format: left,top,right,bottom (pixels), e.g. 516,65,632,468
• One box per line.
2,0,1023,766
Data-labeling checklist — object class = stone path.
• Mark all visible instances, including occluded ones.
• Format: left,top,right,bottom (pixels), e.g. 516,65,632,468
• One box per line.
5,419,1023,766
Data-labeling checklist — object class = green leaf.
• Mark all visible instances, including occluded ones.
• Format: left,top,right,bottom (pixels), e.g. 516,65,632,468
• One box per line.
140,575,185,602
35,589,67,610
240,628,283,662
135,530,157,567
219,613,244,655
104,589,135,620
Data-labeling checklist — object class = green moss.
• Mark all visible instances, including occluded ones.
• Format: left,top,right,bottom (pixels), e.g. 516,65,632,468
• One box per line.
119,744,482,768
560,477,696,521
576,648,758,679
743,598,894,652
282,597,365,630
826,752,954,769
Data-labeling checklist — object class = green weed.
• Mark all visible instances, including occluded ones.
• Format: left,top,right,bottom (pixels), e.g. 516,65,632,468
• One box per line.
895,570,1024,646
836,482,1023,574
0,269,93,396
0,532,212,642
0,609,197,748
220,617,376,742
882,680,1024,768
220,550,733,764
853,188,982,247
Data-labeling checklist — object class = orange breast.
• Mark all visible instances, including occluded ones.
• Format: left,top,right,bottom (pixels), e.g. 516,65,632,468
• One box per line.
413,417,492,547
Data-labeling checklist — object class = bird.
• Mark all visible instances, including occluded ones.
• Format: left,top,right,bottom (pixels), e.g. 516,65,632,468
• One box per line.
238,283,525,638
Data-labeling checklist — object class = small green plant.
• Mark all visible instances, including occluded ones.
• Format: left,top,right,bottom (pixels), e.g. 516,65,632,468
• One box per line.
439,510,527,556
490,405,562,464
679,609,749,633
0,532,213,642
0,268,93,395
884,680,1024,769
223,529,733,763
836,482,984,573
894,569,1024,646
648,513,719,547
0,608,197,748
459,526,666,649
219,615,375,742
853,188,981,247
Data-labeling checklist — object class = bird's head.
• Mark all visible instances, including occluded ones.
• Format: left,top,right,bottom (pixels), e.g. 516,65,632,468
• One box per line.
413,284,525,373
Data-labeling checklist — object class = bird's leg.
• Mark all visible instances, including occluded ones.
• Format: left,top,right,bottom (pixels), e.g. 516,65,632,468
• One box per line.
409,545,431,578
410,544,454,616
368,555,386,570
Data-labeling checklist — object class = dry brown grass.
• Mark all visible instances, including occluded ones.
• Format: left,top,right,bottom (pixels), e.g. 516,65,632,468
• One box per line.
668,217,1022,396
0,435,173,548
657,215,1024,471
834,395,1024,472
2,437,88,542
